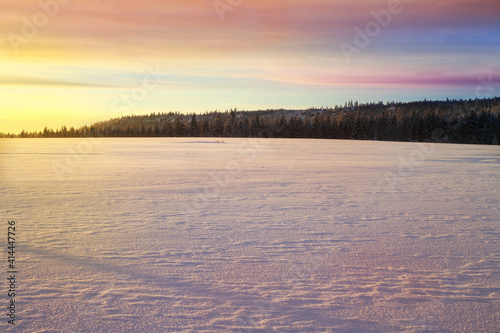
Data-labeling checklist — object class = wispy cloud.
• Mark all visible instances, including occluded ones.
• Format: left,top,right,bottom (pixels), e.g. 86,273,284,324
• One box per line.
0,75,118,88
1,0,498,133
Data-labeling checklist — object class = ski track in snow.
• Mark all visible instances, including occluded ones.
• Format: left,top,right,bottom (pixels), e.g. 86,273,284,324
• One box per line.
0,138,499,332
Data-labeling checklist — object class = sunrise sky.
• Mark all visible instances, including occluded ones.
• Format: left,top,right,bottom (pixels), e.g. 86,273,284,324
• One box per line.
1,0,499,133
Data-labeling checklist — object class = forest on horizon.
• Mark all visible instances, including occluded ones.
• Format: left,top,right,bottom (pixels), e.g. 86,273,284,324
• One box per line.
3,97,500,145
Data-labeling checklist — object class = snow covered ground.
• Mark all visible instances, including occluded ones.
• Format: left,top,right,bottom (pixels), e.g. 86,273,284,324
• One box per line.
1,138,499,332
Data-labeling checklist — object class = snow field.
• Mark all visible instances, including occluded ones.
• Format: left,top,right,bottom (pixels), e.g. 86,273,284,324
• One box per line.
0,138,498,332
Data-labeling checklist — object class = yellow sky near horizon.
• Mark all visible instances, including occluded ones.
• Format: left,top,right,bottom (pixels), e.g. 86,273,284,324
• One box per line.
1,0,499,133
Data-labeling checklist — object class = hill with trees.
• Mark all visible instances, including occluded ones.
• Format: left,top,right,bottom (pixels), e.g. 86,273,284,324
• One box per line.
5,97,500,145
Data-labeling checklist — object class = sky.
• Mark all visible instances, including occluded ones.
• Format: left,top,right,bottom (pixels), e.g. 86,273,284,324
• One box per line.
0,0,499,134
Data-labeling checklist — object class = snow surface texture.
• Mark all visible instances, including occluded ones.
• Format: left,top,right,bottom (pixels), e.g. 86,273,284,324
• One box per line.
1,138,499,333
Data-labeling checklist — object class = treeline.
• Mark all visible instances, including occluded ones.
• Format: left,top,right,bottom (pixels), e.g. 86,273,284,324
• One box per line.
7,97,500,145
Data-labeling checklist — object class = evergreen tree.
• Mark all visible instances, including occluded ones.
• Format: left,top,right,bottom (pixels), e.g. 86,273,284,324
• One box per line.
190,114,199,137
173,118,186,137
200,119,211,137
250,114,261,137
211,114,224,137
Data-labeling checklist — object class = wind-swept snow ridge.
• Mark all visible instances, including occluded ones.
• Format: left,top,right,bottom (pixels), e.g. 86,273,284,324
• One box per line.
1,138,498,332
